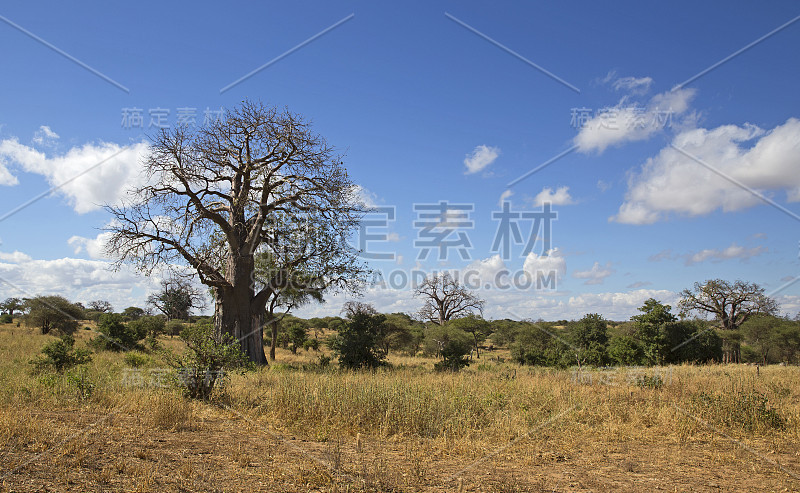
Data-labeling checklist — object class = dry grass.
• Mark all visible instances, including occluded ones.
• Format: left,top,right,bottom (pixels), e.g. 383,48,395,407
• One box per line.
1,321,799,491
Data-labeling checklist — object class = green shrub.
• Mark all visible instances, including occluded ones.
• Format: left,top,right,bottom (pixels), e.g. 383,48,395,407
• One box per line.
329,311,388,370
168,323,252,400
124,351,151,368
66,367,95,400
92,313,145,351
0,314,12,324
29,335,92,373
165,319,186,337
424,325,473,372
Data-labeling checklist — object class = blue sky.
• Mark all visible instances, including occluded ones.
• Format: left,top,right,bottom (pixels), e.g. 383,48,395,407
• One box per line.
0,1,799,320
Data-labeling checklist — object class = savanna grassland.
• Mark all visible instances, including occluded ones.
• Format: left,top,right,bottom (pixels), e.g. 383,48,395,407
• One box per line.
1,321,799,492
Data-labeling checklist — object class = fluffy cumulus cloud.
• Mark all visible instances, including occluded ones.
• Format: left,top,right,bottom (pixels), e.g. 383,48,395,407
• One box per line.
0,132,149,213
572,261,614,285
613,118,800,224
531,186,574,206
574,86,696,153
463,145,500,174
0,252,159,311
464,254,508,286
523,248,567,281
68,231,115,260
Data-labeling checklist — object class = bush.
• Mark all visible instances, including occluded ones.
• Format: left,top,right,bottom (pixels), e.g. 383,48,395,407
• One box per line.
29,335,92,373
92,313,145,351
128,315,166,340
424,325,473,372
609,335,645,366
330,311,388,370
510,323,570,367
124,351,151,368
165,319,186,337
169,324,252,400
0,314,12,324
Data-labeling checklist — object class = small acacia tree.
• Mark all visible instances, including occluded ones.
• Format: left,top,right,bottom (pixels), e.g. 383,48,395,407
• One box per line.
24,296,83,335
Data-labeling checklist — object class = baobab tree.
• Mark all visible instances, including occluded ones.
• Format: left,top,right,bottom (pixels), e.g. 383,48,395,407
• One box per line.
679,279,778,363
106,100,367,364
415,272,485,325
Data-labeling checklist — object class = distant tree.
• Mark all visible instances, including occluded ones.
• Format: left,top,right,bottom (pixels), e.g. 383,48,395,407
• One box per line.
510,322,570,367
632,298,677,365
488,319,523,347
147,278,205,321
679,280,777,362
285,320,309,354
414,272,484,325
330,303,387,369
775,321,800,364
447,314,492,358
423,324,473,371
87,300,114,313
570,313,610,367
741,315,783,365
122,306,146,321
380,313,417,355
608,335,644,366
24,296,83,335
128,315,166,340
0,297,23,317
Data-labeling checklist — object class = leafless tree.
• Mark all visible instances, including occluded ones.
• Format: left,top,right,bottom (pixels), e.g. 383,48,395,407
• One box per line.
414,272,485,325
106,100,367,364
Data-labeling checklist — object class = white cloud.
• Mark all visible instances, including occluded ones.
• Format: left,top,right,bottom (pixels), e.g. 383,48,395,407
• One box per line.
0,135,149,213
612,76,653,94
648,249,674,262
613,118,800,224
626,281,652,289
32,125,59,146
464,255,508,285
464,145,500,174
523,248,567,280
531,186,574,206
572,261,614,285
0,251,32,263
574,87,696,153
684,243,766,265
352,184,380,210
68,231,115,260
498,189,513,206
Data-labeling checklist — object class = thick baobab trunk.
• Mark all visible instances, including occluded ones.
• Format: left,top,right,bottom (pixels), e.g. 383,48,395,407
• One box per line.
213,254,268,365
